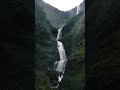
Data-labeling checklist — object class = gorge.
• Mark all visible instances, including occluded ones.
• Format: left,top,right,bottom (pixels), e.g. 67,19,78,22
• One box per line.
35,0,85,89
52,28,68,88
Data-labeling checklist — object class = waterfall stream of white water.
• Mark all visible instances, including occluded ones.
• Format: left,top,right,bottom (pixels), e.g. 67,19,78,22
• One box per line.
76,6,80,15
56,28,62,41
54,28,68,83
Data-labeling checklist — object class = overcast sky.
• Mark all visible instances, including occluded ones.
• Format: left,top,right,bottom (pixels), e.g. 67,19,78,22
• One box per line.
43,0,84,11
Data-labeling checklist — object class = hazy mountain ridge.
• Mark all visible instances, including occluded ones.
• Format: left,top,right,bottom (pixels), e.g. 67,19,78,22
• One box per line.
35,0,85,89
37,0,78,29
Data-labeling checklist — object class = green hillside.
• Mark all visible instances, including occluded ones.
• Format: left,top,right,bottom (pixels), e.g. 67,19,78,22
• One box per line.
35,0,59,89
60,1,85,89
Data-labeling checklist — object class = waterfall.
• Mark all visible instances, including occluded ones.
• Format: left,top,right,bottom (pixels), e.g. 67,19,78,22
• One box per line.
76,6,80,15
57,41,66,60
54,28,68,86
56,28,62,40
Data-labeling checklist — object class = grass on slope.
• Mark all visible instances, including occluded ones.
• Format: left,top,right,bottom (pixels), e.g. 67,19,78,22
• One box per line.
35,68,52,90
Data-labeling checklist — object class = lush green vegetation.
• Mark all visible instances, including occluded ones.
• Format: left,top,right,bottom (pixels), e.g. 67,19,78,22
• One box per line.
35,0,59,89
35,0,85,89
35,69,52,90
35,0,59,69
37,0,76,29
35,0,120,89
60,1,85,89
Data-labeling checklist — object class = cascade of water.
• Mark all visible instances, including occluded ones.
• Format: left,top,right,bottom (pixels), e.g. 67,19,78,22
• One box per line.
56,60,66,73
56,28,62,40
76,6,80,15
57,41,66,60
54,28,68,85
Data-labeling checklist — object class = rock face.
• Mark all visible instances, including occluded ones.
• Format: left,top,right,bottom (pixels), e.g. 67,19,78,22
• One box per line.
60,1,85,89
86,0,120,89
37,0,77,29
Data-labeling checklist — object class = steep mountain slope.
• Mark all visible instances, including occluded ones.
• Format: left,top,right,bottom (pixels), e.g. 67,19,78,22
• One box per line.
37,0,77,29
86,0,120,89
35,0,59,89
35,0,59,71
59,1,85,89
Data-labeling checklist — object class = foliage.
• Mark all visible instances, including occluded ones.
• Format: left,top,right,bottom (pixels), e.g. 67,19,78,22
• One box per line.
35,68,52,90
35,0,59,89
60,1,85,89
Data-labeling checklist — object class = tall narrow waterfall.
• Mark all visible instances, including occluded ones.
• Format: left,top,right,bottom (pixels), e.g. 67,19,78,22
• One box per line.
56,28,62,40
76,6,80,15
54,28,68,84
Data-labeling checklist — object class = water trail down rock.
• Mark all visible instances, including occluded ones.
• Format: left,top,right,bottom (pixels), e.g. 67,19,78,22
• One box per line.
56,28,62,40
57,41,66,60
54,28,68,87
58,74,63,82
76,6,80,15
